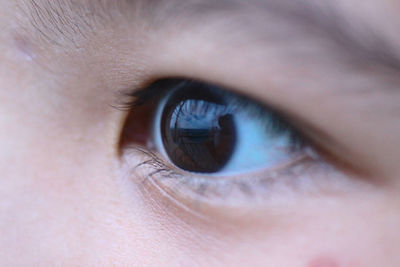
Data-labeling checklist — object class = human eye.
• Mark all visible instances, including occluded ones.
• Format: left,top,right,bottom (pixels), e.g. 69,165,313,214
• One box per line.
153,79,307,175
119,78,356,215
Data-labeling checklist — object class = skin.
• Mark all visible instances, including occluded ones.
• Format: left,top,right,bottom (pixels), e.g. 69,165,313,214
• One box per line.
1,0,400,266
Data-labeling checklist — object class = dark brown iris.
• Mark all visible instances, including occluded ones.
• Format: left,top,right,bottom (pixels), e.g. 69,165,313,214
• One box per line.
161,84,236,173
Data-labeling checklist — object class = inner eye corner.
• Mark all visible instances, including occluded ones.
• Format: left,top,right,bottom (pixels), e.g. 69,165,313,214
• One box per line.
117,96,158,157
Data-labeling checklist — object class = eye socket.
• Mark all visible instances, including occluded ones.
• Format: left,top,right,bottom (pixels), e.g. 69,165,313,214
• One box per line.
119,78,356,209
151,80,309,175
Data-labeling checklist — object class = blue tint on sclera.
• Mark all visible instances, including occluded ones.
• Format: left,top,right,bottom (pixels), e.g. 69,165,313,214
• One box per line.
220,110,296,174
153,86,302,175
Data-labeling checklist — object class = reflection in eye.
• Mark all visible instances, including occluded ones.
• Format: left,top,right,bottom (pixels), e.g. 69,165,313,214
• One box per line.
161,97,237,173
154,80,306,175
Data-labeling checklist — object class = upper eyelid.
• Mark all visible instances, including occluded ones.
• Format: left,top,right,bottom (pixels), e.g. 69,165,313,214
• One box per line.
115,77,331,148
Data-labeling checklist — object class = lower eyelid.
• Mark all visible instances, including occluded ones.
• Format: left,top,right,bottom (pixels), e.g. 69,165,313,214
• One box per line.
121,145,356,215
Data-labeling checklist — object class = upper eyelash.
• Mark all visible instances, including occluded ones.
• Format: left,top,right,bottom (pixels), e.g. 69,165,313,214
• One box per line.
119,77,307,148
117,79,186,110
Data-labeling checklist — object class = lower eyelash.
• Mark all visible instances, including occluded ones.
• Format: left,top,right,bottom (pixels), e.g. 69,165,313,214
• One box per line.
124,145,329,209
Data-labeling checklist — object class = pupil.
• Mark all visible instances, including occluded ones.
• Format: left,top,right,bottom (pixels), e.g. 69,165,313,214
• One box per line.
161,88,236,173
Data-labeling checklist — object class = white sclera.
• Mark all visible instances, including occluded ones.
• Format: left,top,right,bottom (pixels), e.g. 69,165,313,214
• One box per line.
153,88,300,175
219,111,296,175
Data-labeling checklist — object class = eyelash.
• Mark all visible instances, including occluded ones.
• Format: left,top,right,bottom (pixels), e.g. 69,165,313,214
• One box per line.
125,144,322,206
119,78,339,208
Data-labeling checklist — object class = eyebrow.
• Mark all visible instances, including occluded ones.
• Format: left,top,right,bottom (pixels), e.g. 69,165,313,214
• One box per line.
20,0,400,70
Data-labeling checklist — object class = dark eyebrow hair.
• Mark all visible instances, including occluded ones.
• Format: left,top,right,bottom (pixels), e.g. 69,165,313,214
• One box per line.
19,0,400,70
